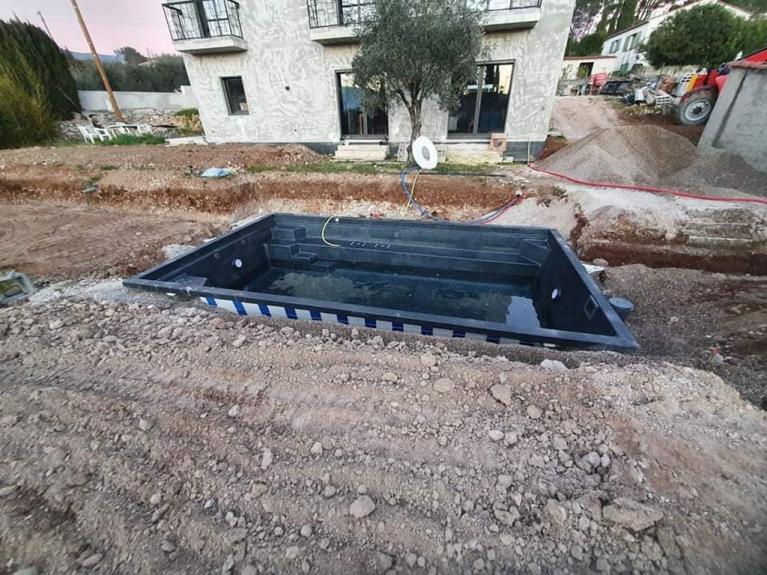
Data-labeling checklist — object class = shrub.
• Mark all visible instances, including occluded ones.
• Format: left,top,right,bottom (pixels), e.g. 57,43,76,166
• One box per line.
70,55,190,92
643,5,767,68
174,108,199,117
0,66,56,149
0,19,79,119
174,108,202,135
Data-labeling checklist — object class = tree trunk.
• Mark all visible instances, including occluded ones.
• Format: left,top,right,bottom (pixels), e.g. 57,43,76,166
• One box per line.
407,100,423,165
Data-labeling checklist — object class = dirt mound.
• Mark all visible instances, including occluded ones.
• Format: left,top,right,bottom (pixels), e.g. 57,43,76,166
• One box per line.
550,96,624,142
540,125,767,198
0,143,321,170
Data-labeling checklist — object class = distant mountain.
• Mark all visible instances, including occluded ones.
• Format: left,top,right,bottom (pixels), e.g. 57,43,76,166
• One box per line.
67,50,125,64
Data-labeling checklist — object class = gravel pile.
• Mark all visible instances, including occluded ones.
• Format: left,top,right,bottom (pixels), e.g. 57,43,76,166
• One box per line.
540,125,767,198
1,298,766,574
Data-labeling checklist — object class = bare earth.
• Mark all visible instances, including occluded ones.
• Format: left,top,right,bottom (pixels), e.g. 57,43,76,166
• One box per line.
1,299,765,575
0,203,224,279
550,97,623,142
0,141,766,574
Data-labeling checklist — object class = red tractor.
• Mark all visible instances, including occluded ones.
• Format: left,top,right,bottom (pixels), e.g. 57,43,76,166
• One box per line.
677,47,767,125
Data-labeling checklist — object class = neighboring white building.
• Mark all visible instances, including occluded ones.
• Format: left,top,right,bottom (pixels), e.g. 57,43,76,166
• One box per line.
600,0,754,73
161,0,576,158
560,55,617,80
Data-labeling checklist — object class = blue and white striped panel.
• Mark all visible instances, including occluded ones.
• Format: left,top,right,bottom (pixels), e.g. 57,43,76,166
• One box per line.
200,297,541,347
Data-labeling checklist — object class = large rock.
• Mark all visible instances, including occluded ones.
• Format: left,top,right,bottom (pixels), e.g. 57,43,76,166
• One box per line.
490,384,512,406
350,495,376,519
603,498,663,531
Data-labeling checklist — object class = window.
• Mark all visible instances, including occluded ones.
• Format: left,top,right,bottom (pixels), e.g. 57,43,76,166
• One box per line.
623,33,640,51
448,63,513,136
340,0,375,26
222,76,248,115
337,72,388,137
609,39,620,54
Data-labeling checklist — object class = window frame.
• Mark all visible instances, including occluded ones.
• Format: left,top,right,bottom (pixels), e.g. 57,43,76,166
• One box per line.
447,60,515,140
221,76,248,116
335,70,389,139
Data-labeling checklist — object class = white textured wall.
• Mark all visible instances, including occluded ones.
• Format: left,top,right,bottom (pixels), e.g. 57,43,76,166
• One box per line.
699,66,767,173
561,57,618,80
78,86,197,111
184,0,575,149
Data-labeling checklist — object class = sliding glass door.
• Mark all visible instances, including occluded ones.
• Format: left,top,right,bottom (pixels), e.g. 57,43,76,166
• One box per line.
448,63,513,136
337,72,388,138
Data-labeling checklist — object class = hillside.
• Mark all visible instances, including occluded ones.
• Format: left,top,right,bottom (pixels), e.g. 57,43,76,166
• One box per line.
570,0,767,40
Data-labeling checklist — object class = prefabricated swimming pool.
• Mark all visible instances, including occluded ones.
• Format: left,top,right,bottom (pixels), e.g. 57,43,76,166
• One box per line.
124,214,637,350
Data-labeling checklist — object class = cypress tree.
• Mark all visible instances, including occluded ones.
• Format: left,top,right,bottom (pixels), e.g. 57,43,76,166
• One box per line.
0,19,80,120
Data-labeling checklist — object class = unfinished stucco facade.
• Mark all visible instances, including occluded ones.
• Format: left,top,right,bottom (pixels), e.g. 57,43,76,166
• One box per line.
166,0,575,158
699,63,767,173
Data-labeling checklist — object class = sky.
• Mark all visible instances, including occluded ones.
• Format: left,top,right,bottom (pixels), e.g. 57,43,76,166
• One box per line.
0,0,174,56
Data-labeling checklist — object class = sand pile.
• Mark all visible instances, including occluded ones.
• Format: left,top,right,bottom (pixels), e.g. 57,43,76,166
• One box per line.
540,125,767,198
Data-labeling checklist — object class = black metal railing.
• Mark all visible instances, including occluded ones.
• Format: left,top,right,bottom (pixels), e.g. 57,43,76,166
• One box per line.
307,0,541,29
163,0,243,41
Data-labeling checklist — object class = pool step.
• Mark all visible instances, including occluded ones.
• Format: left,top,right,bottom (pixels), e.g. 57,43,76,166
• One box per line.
293,252,318,264
271,226,307,241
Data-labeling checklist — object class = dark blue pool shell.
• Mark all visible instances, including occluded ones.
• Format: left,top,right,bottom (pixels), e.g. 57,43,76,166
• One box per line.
124,213,638,351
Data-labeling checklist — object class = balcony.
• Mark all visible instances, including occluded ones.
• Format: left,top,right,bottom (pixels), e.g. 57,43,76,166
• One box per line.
306,0,542,45
163,0,246,55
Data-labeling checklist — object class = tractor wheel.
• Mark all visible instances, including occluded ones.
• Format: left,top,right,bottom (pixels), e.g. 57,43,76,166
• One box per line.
677,91,716,125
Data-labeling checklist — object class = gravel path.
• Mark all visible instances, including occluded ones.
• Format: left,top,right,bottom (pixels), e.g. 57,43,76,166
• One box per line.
1,298,765,574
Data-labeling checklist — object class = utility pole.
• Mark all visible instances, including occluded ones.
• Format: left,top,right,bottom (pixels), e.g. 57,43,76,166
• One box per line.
68,0,125,122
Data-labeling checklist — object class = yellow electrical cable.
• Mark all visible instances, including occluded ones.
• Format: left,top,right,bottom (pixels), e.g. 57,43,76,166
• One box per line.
321,215,341,248
406,168,422,210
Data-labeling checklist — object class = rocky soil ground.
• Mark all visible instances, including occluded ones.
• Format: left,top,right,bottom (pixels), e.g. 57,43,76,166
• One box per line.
1,141,766,574
1,298,765,575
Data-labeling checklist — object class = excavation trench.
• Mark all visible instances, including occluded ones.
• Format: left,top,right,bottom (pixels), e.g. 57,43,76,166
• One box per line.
0,167,765,277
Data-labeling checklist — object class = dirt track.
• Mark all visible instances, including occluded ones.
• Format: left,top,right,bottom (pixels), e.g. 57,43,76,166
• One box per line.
1,299,766,575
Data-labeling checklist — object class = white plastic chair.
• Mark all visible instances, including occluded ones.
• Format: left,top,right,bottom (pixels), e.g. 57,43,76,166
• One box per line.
110,122,132,136
136,124,153,135
77,125,111,143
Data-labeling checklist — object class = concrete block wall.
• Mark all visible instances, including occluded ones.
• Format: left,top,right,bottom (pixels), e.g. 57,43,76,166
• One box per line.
78,85,197,112
699,64,767,173
183,0,575,156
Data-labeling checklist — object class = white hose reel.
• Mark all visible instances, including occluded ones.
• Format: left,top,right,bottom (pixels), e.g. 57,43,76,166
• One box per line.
412,136,439,170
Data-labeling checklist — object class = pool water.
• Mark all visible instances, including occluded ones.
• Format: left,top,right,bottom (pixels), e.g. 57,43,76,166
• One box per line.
245,264,545,329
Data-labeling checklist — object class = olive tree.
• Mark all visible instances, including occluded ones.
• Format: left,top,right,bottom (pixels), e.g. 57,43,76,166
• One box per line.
351,0,484,158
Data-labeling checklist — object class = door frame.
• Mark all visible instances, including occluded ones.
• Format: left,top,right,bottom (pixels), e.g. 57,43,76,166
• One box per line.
447,59,515,139
335,70,389,140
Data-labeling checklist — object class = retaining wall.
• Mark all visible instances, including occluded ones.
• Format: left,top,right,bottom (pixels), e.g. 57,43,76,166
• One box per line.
78,85,197,112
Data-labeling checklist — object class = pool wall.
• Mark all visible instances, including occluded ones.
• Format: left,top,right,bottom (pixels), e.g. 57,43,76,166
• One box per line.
124,214,638,350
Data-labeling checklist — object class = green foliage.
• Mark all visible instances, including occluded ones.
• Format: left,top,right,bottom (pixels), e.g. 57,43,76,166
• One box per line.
643,5,766,68
612,0,638,30
70,55,189,92
115,46,148,65
351,0,484,149
0,71,56,149
98,134,166,146
566,30,607,56
0,19,79,120
174,108,202,135
737,16,767,55
174,108,199,117
570,0,766,47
